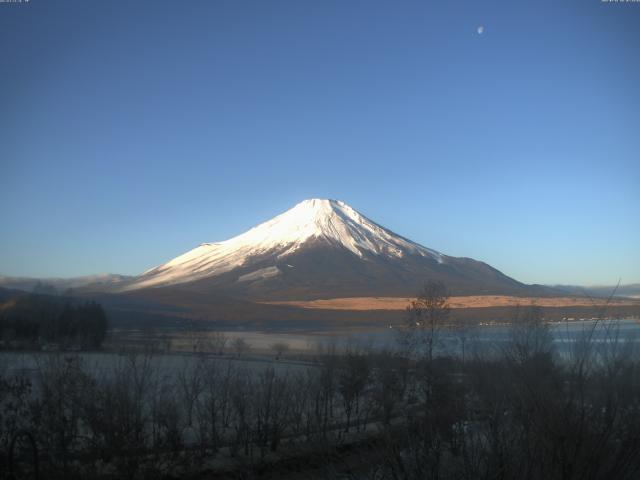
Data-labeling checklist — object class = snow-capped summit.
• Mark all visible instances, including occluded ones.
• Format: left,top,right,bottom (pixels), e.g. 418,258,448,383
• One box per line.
123,198,524,298
125,199,441,291
209,198,441,259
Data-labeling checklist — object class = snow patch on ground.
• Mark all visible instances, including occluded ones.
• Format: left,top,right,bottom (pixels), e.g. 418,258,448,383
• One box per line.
237,266,281,283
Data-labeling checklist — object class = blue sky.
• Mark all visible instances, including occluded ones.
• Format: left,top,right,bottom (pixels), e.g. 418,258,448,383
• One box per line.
1,0,638,285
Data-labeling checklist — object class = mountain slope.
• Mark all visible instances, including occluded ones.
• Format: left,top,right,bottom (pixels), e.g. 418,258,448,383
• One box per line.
553,283,640,299
126,199,441,291
123,199,534,299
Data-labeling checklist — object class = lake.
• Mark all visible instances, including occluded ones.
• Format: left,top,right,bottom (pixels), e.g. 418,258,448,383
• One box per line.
2,319,638,377
109,318,640,356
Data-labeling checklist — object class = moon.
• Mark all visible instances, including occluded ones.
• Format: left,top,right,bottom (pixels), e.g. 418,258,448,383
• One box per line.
477,25,484,35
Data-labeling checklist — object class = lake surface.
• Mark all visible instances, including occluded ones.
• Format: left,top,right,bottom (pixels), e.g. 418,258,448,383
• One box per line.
111,318,640,355
3,319,638,377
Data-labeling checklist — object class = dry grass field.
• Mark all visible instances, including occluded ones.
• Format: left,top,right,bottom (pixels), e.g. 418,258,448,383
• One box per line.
264,295,640,311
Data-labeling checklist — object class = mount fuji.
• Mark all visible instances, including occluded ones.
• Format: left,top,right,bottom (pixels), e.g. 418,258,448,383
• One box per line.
120,199,530,299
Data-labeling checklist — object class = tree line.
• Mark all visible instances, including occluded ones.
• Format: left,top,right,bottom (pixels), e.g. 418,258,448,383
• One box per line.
0,293,108,349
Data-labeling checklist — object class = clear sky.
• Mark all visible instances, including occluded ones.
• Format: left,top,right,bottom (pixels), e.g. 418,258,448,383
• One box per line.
1,0,638,286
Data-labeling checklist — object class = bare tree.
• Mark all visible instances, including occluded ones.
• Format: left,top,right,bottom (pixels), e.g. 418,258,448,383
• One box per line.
177,358,204,427
253,367,291,456
83,352,159,479
338,352,371,432
271,341,290,360
399,281,450,362
0,373,32,471
506,304,553,365
288,371,313,438
450,315,476,365
232,337,250,357
195,359,229,455
229,369,252,456
210,331,228,355
33,354,95,476
372,353,406,426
